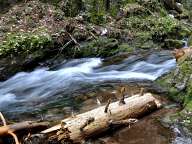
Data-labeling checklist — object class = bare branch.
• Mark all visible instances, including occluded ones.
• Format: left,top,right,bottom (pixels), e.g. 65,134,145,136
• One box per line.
0,112,6,126
104,99,111,113
119,87,126,105
8,131,20,144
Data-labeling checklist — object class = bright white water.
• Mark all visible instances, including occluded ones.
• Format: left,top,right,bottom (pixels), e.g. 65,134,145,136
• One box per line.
0,51,176,117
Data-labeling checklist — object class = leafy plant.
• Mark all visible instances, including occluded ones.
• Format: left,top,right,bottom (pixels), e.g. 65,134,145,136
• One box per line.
0,31,52,57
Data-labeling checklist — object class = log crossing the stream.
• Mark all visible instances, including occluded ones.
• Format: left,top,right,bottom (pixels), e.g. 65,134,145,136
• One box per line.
0,93,162,143
41,93,162,143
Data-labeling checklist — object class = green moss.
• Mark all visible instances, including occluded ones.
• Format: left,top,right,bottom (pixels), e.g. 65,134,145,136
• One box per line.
185,101,192,111
138,0,166,13
157,57,192,134
58,0,83,17
188,34,192,46
118,13,191,49
122,3,149,17
118,43,134,53
164,39,184,49
76,37,118,57
86,0,106,24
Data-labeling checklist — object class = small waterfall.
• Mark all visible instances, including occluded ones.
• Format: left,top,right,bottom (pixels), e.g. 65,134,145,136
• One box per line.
182,38,189,48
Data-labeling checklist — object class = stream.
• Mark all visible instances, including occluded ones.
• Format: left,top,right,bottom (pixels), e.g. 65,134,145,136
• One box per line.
0,50,191,143
0,51,175,116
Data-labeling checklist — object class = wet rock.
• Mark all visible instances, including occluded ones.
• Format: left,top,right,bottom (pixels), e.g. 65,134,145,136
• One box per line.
164,39,184,49
157,56,192,135
76,37,119,57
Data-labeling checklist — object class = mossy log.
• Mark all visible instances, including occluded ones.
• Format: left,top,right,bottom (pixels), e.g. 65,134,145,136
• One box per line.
41,93,161,143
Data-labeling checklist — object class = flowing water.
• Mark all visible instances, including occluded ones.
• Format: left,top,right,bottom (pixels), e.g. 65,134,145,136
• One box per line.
0,51,176,117
1,50,190,144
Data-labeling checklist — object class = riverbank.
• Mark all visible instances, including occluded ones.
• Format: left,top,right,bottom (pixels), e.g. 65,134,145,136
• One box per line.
0,0,191,80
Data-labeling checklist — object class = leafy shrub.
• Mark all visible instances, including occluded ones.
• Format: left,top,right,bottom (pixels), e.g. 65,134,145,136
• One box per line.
0,31,52,57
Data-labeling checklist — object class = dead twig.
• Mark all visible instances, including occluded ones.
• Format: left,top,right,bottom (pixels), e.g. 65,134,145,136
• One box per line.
104,99,111,113
0,112,6,126
119,87,126,105
65,31,80,48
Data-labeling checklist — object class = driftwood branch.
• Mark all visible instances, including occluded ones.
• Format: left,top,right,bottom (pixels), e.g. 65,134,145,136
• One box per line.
0,112,6,126
0,121,49,136
0,112,20,144
66,31,80,48
8,132,20,144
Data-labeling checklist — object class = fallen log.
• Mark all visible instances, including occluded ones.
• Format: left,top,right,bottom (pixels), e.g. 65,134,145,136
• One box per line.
0,121,49,136
41,93,161,143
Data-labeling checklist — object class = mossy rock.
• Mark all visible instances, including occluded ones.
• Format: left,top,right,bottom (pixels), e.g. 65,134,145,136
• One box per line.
76,37,119,57
117,43,134,53
163,39,184,49
157,58,192,107
156,59,192,134
116,13,190,49
166,25,191,40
